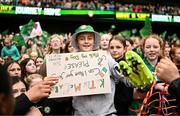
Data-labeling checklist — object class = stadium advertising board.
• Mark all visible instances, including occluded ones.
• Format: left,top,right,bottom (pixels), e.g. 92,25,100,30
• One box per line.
0,5,180,23
116,12,150,21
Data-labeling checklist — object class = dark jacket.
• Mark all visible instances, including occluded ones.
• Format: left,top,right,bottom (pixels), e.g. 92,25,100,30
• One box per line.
37,98,73,115
168,78,180,114
114,57,134,115
14,93,33,115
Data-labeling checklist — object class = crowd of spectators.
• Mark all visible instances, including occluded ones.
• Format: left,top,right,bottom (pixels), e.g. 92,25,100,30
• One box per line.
0,24,180,115
0,0,180,15
0,0,115,10
116,3,180,16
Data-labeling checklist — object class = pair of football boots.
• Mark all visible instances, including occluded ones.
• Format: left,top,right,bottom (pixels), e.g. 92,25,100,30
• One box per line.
118,51,154,89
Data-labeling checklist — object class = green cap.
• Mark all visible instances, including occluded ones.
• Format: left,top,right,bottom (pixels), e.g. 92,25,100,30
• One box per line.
71,25,100,51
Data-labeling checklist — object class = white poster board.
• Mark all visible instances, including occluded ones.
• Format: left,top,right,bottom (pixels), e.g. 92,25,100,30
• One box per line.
30,22,42,37
46,51,111,98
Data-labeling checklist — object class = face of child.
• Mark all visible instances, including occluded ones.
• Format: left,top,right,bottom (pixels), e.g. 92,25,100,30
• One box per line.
8,63,21,77
143,37,161,61
174,48,180,63
50,37,62,50
4,39,12,47
164,47,171,57
134,37,141,47
68,43,76,53
109,39,125,60
126,41,133,51
100,34,111,50
0,57,4,65
77,32,95,52
35,58,44,67
12,81,26,97
25,60,37,74
27,39,34,46
164,42,171,57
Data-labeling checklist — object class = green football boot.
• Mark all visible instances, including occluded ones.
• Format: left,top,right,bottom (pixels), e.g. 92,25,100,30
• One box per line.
125,51,154,88
119,61,143,88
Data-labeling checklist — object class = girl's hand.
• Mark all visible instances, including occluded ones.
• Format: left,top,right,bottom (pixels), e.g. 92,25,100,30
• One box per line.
44,75,59,86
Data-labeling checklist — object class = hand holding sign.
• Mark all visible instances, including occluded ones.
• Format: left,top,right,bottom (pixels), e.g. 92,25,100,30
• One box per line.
46,51,111,98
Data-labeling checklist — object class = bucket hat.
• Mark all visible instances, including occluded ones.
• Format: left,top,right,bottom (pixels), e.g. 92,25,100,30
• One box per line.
71,25,100,51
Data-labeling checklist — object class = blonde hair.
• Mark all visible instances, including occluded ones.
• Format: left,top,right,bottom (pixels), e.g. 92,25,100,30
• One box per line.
46,34,63,54
26,73,43,87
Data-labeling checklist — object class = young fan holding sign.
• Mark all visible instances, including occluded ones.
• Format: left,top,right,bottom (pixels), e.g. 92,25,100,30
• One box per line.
69,25,131,115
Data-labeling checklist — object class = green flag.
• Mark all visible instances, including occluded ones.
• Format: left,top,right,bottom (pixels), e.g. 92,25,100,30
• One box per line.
12,33,25,47
20,19,35,36
139,17,152,37
119,30,131,39
42,31,51,42
160,31,167,40
168,33,179,41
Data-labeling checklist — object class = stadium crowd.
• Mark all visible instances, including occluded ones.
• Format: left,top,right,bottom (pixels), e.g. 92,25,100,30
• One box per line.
0,22,179,115
0,0,180,15
116,3,180,16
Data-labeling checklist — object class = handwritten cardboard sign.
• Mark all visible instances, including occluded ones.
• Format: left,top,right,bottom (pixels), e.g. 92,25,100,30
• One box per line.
46,51,111,98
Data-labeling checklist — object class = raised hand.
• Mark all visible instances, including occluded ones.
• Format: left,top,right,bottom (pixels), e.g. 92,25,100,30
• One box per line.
156,57,180,84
